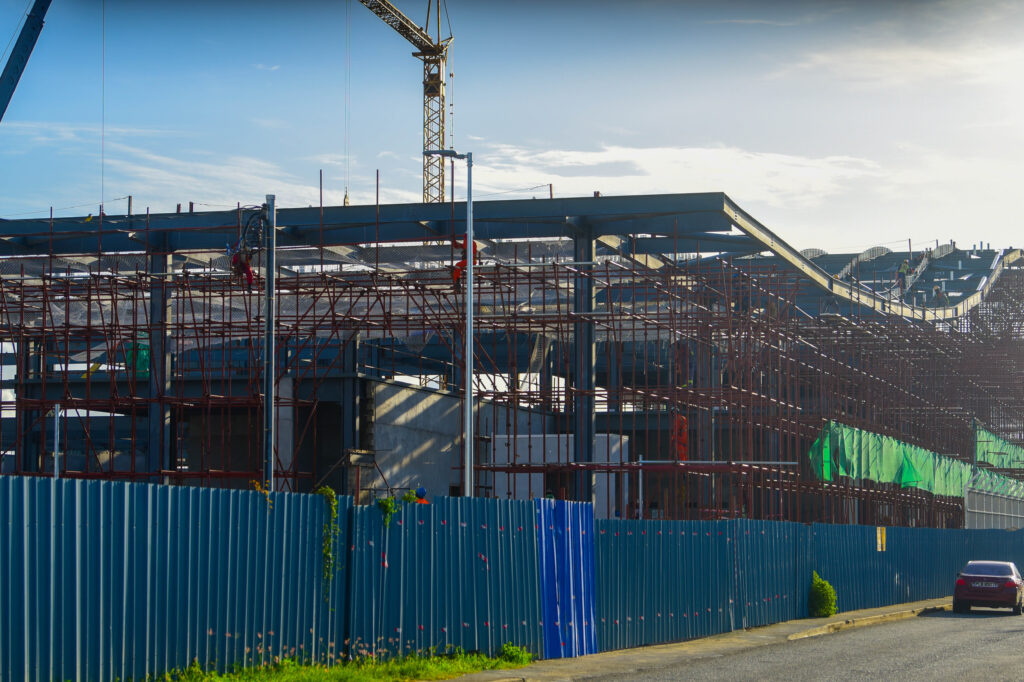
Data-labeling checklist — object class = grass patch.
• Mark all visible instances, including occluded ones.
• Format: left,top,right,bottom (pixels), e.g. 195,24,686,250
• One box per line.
156,645,534,682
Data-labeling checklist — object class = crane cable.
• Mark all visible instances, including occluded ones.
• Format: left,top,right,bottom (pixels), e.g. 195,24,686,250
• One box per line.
344,0,352,202
1,0,35,66
442,0,453,149
100,0,106,215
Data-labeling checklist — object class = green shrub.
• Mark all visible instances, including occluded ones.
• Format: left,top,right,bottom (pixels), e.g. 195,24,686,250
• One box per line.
498,643,533,665
808,570,838,617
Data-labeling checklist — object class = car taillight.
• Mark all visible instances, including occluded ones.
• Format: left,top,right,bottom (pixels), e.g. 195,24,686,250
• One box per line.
956,578,966,586
1006,580,1018,588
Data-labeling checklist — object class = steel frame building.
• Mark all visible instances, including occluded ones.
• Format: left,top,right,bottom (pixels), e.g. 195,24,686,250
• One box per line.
1,192,1022,526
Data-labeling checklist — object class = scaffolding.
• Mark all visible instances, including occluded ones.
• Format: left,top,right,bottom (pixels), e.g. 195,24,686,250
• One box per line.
1,195,1023,527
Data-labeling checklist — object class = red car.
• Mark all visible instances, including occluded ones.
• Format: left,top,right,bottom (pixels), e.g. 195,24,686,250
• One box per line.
953,560,1024,614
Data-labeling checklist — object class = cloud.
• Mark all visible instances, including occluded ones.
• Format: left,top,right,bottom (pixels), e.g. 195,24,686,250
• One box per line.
6,127,1020,253
1,121,181,145
251,118,289,129
705,17,804,27
769,3,1024,88
94,142,329,210
773,43,1024,87
254,63,280,71
471,143,879,209
459,141,1024,253
306,153,351,167
705,6,847,28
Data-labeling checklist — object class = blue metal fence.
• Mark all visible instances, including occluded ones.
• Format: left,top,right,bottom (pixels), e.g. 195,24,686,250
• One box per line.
346,497,544,658
812,524,1024,612
10,476,1024,680
0,477,349,682
594,520,810,651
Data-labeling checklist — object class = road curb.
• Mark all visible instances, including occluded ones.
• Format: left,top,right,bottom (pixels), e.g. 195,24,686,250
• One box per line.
787,603,951,640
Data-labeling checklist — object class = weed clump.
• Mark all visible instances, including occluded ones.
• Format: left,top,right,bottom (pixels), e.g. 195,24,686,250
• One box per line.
498,643,533,665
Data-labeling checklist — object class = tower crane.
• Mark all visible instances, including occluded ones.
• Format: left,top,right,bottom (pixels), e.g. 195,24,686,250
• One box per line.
358,0,452,203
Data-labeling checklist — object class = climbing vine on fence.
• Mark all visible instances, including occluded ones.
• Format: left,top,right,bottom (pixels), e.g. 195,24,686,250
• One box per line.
250,479,273,510
315,486,340,600
377,490,419,527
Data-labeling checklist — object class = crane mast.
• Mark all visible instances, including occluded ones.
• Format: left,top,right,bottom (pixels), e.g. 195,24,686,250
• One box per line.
358,0,451,203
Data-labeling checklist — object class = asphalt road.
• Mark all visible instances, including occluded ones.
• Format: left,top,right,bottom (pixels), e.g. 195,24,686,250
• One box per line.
590,607,1024,682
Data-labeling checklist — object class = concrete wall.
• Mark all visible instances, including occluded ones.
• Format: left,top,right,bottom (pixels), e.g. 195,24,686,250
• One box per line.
369,380,550,498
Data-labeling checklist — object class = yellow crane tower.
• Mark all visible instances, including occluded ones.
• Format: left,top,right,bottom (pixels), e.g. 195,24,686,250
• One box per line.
358,0,452,203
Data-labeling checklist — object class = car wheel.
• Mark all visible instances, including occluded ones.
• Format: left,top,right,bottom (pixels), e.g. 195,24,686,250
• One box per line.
1014,600,1022,616
953,599,965,613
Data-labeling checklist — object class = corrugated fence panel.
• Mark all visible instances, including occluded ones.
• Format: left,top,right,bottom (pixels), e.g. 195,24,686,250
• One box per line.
810,523,891,612
596,519,777,652
0,477,350,682
732,520,807,630
346,497,544,659
808,524,1024,613
535,500,597,659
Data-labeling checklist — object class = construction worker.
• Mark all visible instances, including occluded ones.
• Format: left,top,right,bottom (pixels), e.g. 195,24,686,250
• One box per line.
414,486,430,504
896,259,910,294
231,248,254,288
933,285,949,307
451,236,478,288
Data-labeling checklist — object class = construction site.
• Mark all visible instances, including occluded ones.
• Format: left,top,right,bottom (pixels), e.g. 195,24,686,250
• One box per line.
1,191,1023,529
3,1,1024,529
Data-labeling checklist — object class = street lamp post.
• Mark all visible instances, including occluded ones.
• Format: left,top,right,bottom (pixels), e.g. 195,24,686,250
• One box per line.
264,194,277,493
424,149,473,497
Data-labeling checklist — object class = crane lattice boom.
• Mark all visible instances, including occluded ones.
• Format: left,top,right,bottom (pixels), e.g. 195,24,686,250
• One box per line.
358,0,451,203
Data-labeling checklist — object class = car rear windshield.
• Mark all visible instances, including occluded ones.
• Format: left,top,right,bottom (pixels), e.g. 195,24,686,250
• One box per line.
963,562,1014,577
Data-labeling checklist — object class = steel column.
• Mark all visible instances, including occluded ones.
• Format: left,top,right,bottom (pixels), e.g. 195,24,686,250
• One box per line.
573,227,596,502
147,250,172,479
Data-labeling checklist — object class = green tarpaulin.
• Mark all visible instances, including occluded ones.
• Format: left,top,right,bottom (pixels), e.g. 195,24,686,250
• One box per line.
808,421,1024,500
976,426,1024,470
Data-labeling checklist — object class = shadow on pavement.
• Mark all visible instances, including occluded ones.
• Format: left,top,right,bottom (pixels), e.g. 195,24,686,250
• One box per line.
921,608,1021,619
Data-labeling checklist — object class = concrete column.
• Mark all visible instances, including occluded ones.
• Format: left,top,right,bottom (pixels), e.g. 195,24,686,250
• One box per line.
147,251,172,480
275,376,294,491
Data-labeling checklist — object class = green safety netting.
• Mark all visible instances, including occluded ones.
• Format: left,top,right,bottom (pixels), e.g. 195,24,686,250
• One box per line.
807,421,1024,500
975,426,1024,470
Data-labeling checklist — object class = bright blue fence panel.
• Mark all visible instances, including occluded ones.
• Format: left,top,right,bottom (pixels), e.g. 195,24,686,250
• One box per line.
346,496,543,659
535,500,598,659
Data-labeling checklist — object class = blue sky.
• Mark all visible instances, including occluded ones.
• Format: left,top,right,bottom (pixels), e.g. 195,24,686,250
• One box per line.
2,0,1023,253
